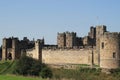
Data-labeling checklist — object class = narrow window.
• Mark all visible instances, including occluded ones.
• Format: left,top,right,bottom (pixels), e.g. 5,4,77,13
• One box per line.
101,42,104,49
113,52,116,58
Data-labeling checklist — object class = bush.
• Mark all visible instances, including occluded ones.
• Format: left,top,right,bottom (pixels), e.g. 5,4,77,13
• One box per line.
110,68,120,77
13,54,53,78
13,54,42,76
40,67,53,78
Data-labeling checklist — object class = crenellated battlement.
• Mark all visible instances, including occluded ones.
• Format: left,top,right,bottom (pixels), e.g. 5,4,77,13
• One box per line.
65,32,76,36
101,32,120,38
96,25,106,30
57,32,65,36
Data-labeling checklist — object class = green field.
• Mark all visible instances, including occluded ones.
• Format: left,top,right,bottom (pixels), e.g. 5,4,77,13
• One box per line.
0,75,44,80
0,61,120,80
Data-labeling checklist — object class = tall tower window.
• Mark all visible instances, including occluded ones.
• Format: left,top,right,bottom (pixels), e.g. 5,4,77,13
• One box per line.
113,52,116,58
101,42,104,49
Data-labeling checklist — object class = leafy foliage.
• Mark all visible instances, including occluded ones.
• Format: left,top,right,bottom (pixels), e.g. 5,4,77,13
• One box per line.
110,68,120,77
51,68,105,80
13,55,42,76
40,67,53,78
13,54,53,79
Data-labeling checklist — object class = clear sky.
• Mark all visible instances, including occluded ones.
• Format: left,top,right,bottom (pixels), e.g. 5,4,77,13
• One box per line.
0,0,120,45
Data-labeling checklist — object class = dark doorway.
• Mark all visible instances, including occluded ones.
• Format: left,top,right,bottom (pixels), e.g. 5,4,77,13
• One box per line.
8,53,12,60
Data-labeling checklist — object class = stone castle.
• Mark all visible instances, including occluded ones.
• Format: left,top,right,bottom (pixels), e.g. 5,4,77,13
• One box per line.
1,25,120,69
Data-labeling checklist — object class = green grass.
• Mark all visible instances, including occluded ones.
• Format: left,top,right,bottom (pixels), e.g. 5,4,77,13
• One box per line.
0,61,119,80
0,60,15,74
0,61,10,71
0,75,44,80
51,68,119,80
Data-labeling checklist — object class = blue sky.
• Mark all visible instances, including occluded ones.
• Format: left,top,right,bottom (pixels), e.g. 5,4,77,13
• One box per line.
0,0,120,44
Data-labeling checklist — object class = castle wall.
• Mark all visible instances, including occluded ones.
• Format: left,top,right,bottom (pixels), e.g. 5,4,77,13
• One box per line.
93,49,99,65
100,32,120,69
26,40,42,62
26,48,41,60
42,49,97,65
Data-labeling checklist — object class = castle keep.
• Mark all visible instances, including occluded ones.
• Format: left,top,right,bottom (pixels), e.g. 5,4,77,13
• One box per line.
1,25,120,69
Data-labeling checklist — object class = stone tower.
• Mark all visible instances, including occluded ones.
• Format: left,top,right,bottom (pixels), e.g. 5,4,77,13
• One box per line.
2,38,7,60
66,32,76,48
35,39,42,62
12,38,19,60
100,32,120,69
88,26,96,46
96,25,107,46
57,32,77,48
88,26,96,39
57,32,66,48
96,25,107,65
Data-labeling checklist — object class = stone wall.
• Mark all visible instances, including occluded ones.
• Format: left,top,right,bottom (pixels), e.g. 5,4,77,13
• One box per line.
26,48,36,59
42,48,98,65
93,49,99,65
26,40,42,61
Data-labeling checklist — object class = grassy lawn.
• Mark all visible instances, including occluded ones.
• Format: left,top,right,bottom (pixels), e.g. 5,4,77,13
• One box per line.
51,68,118,80
0,75,44,80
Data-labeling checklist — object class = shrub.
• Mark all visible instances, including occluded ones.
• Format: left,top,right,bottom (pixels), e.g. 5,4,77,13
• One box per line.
13,54,53,78
13,54,42,76
110,68,120,77
40,67,53,78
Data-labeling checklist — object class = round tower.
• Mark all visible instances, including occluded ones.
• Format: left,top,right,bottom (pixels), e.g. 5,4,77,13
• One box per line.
100,32,120,69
